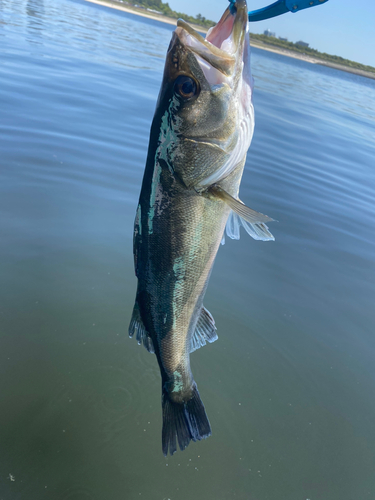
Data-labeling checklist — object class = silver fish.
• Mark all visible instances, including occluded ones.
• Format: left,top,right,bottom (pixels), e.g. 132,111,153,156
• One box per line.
129,0,274,456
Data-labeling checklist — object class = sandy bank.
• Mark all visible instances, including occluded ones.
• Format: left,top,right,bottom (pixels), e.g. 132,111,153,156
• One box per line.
83,0,205,32
84,0,375,80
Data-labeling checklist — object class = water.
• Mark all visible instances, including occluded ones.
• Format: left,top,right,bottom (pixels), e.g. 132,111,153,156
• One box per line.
1,0,375,498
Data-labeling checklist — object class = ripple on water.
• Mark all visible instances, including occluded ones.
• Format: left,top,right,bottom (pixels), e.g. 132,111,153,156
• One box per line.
82,363,158,448
59,485,97,500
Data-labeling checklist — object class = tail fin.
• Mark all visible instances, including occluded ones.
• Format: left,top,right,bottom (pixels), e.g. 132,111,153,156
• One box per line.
162,383,211,456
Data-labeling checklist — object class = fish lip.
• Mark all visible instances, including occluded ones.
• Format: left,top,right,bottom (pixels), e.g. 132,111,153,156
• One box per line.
175,0,248,76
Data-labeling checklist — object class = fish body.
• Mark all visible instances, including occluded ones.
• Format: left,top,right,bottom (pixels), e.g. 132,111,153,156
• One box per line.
129,0,274,456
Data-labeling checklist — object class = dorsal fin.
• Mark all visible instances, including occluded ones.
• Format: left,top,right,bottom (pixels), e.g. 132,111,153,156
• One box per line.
129,302,155,353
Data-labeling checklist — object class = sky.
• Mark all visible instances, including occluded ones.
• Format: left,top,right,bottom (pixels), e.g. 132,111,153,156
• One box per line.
166,0,375,67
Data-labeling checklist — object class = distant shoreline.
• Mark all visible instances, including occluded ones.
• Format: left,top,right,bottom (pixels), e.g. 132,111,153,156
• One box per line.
84,0,375,80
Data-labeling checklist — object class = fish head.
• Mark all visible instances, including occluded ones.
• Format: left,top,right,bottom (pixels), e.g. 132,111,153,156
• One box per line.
154,0,254,189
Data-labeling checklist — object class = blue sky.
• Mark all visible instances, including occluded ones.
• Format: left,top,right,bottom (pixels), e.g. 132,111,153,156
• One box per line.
167,0,375,67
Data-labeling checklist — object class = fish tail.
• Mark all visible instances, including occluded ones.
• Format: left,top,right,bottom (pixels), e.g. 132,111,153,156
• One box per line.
162,383,211,456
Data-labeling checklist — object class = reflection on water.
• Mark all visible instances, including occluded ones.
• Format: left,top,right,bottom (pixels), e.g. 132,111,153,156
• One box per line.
252,46,375,128
26,0,45,46
26,0,44,27
1,0,375,498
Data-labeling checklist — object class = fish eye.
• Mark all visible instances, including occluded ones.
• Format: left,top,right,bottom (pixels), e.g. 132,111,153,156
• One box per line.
174,75,199,100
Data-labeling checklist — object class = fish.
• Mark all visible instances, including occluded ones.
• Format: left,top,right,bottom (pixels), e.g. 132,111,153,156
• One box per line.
129,0,275,456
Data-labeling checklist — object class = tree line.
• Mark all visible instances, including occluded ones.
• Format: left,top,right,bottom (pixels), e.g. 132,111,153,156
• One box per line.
250,33,375,75
126,0,215,28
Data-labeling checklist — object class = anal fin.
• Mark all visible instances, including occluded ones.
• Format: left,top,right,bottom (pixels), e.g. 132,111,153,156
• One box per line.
190,306,218,353
128,302,155,353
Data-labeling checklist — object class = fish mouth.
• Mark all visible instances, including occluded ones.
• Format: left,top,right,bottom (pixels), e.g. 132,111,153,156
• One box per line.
176,0,248,79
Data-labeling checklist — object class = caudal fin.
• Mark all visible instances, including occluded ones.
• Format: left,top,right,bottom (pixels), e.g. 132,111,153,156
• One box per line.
162,383,211,456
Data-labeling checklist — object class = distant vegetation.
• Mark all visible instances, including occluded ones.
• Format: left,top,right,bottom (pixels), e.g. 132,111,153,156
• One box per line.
115,0,375,75
124,0,215,27
250,33,375,75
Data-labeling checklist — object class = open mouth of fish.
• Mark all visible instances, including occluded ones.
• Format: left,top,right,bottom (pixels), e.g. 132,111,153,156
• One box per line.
175,0,248,83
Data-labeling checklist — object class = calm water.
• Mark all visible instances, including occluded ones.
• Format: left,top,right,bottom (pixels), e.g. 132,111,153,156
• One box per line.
1,0,375,498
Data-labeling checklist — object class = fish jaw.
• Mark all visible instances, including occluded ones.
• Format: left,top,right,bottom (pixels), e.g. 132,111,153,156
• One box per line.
155,0,254,191
176,0,249,81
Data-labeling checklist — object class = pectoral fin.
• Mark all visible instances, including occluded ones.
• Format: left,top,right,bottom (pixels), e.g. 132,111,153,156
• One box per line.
209,184,275,242
226,210,275,241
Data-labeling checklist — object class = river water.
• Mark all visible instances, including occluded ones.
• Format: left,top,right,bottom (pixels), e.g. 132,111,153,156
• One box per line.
1,0,375,498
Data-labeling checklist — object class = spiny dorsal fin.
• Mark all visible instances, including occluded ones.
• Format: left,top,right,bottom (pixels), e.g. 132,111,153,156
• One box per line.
209,184,275,242
129,302,155,353
190,307,218,353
